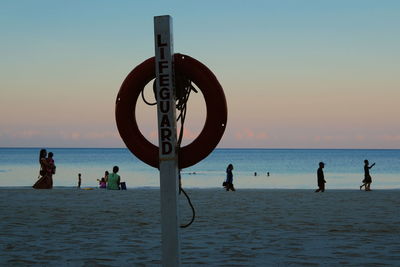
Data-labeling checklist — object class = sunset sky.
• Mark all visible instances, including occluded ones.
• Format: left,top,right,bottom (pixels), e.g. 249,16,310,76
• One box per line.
1,1,399,148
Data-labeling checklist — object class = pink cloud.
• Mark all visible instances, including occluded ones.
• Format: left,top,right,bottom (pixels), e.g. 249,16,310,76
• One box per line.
355,135,366,142
235,129,269,141
380,135,400,141
84,132,119,140
12,130,41,139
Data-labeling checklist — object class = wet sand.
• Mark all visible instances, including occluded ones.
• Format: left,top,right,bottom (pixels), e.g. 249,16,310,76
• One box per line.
0,188,399,266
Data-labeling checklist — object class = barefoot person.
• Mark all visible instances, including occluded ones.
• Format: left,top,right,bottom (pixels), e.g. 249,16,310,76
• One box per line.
33,149,53,189
315,162,326,192
360,160,375,191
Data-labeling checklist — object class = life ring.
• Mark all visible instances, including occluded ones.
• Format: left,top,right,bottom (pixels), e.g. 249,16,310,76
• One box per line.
116,53,227,169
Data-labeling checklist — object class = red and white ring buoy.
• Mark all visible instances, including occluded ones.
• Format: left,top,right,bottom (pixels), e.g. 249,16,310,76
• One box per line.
116,53,227,169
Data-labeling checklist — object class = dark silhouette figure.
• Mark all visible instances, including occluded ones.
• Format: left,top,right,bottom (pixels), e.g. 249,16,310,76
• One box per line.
360,160,375,191
315,162,326,192
47,152,56,182
107,166,121,190
225,164,235,191
78,173,81,188
33,149,53,189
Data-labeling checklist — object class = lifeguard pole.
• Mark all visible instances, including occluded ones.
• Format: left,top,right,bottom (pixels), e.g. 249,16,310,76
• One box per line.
154,15,181,266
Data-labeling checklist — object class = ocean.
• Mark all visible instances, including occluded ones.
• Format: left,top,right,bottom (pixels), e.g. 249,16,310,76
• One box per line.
0,148,399,189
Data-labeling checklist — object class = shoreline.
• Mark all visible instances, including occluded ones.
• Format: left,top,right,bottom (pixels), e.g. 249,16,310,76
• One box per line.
1,186,400,191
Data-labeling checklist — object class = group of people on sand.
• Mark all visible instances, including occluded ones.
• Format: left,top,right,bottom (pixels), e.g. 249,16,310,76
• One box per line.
224,160,376,193
33,149,56,189
315,159,376,192
34,149,376,192
96,166,123,190
76,167,122,190
33,149,123,190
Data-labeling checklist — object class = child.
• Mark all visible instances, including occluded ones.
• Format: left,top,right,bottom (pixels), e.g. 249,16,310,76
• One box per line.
97,171,108,189
99,178,106,188
78,173,82,188
47,152,56,175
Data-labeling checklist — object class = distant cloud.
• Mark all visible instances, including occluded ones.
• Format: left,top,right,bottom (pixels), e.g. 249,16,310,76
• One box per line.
355,135,366,142
235,129,269,141
381,135,400,141
314,135,346,143
84,132,119,140
9,130,41,139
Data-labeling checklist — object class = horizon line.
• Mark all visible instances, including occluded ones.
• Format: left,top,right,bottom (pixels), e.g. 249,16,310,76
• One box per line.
1,147,400,150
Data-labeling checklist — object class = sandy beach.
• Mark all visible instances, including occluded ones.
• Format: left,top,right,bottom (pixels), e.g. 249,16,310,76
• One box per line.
0,188,399,266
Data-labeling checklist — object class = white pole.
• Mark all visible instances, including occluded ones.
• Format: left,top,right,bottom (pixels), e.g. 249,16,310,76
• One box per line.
154,15,180,266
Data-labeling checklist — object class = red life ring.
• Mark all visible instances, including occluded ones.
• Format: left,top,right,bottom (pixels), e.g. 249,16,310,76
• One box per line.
116,53,227,169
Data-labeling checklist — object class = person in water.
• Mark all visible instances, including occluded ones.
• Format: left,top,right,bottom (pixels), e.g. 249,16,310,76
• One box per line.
33,149,53,189
315,162,326,192
107,166,121,190
360,160,375,191
225,164,235,191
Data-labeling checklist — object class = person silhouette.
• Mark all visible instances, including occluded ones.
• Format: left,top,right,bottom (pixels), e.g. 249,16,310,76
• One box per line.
107,166,121,190
78,173,81,188
315,162,326,192
360,160,375,191
225,164,235,191
33,149,53,189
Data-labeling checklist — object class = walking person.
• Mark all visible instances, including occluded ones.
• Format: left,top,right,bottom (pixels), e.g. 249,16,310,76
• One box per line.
360,160,375,191
315,162,326,192
225,164,235,191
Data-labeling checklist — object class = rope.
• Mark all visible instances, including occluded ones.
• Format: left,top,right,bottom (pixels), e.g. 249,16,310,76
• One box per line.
141,74,197,228
179,179,195,228
176,74,197,228
140,80,157,106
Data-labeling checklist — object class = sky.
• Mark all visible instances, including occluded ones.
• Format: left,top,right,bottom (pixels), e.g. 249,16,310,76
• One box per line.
1,0,399,149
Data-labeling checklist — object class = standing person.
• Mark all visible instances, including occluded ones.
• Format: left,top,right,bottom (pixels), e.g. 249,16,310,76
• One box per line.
33,149,53,189
78,173,81,188
315,162,326,192
360,160,375,191
225,164,235,191
107,166,121,190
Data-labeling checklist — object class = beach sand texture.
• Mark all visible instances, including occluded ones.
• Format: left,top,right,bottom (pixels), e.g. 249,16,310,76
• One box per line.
1,188,399,266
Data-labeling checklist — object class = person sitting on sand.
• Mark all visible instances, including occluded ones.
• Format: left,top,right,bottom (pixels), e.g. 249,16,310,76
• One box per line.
107,166,121,190
360,160,375,191
225,164,235,191
98,177,106,189
97,171,108,189
315,162,326,192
